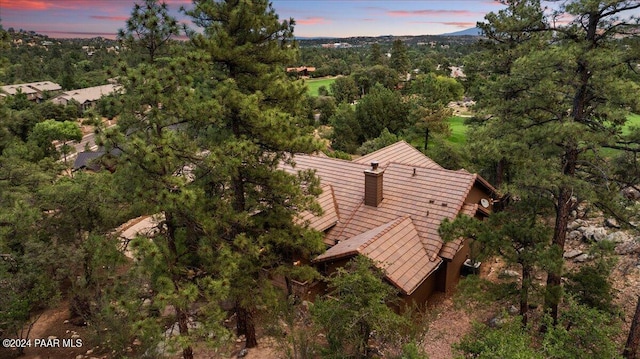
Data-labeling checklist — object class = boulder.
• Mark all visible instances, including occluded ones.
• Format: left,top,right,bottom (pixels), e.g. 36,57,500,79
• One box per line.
581,226,607,242
563,249,583,259
501,270,520,278
604,218,621,229
487,315,507,328
605,231,630,243
568,219,587,230
237,348,249,358
622,187,640,200
567,230,583,241
574,253,590,263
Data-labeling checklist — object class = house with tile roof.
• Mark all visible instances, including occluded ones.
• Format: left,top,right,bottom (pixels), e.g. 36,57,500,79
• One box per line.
0,81,62,101
283,141,496,307
51,84,120,112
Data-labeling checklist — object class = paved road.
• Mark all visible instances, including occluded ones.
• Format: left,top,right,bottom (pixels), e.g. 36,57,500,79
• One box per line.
57,123,115,163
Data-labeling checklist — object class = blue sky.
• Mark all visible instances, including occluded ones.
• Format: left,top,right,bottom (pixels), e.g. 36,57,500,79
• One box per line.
0,0,506,39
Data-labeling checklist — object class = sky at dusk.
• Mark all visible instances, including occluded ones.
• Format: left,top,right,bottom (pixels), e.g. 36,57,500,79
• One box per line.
0,0,508,39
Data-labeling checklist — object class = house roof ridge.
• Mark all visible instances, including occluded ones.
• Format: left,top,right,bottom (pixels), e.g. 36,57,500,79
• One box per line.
359,216,409,251
291,153,370,168
355,140,413,161
326,184,340,220
384,161,478,178
333,198,365,241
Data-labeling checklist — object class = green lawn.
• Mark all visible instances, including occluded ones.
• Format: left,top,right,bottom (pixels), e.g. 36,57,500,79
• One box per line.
624,113,640,134
444,114,640,146
304,78,336,96
447,116,468,145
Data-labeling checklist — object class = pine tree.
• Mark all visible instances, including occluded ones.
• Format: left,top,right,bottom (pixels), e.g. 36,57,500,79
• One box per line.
369,43,384,66
625,296,640,359
105,54,228,358
440,195,554,326
390,39,410,75
117,0,180,63
185,0,324,348
467,0,640,324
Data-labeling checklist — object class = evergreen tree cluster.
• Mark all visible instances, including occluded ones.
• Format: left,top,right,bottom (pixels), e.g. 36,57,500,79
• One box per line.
1,1,640,358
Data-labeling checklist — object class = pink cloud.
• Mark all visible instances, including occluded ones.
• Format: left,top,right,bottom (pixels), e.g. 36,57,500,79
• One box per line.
296,17,328,25
387,9,479,17
482,0,506,6
1,0,188,11
409,21,477,28
90,15,129,21
1,1,55,10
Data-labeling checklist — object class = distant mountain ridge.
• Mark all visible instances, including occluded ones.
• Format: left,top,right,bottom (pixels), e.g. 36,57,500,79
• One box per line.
439,27,482,36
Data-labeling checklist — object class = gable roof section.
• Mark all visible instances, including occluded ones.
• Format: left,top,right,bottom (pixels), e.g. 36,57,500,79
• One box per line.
74,151,105,171
297,184,340,241
1,81,61,96
283,141,493,295
315,216,441,295
0,84,38,96
73,148,122,171
354,140,442,170
26,81,62,92
54,84,119,104
284,155,370,234
329,162,476,255
285,154,477,254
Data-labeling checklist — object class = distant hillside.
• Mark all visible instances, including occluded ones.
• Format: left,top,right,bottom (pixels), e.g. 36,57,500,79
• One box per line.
297,33,481,48
439,28,482,36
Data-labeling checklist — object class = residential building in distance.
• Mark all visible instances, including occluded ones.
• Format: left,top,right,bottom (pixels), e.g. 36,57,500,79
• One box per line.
51,84,120,111
0,81,62,101
286,66,316,77
321,42,352,49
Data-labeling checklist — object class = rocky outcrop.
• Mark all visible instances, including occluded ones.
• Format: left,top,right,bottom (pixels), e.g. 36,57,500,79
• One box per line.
566,216,638,263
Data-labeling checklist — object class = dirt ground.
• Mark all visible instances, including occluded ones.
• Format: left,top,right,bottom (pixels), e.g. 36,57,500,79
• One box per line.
0,302,101,359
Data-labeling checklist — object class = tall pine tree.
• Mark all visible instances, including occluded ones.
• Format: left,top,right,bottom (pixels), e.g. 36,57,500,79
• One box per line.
467,0,640,324
185,0,324,348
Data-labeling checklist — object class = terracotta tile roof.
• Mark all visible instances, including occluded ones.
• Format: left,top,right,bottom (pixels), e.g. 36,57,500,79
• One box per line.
460,202,478,217
328,162,476,256
438,203,478,260
283,141,493,294
297,184,339,243
354,140,442,170
285,156,369,236
315,216,441,295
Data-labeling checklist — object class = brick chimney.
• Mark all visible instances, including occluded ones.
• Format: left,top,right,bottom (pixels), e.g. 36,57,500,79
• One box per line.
364,161,384,207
